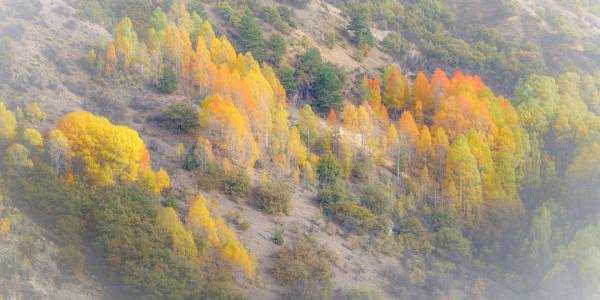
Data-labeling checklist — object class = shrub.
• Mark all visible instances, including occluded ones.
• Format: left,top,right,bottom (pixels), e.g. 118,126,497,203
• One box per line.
155,103,198,133
433,227,471,259
316,154,343,185
430,207,460,232
278,63,297,95
269,33,287,64
254,180,292,214
334,202,376,234
360,183,394,215
158,65,177,93
272,230,284,245
352,153,374,181
188,0,208,19
223,171,252,200
382,32,409,59
93,184,205,299
324,31,338,49
196,163,226,190
317,180,354,213
226,211,250,231
397,216,431,254
271,235,335,298
183,151,199,170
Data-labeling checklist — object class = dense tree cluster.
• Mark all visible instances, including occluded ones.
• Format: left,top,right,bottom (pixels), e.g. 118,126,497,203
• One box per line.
0,102,252,299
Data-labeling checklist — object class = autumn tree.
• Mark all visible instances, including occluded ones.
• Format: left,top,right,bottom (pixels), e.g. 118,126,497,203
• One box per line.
197,95,258,170
157,207,197,259
413,71,433,116
46,129,70,175
0,101,16,141
297,104,319,149
186,194,255,277
5,143,32,168
56,111,167,190
443,135,482,221
382,65,409,114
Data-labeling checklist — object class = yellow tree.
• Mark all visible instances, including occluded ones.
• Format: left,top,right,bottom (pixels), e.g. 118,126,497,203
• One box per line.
179,26,194,81
56,111,165,189
0,101,16,141
198,95,258,170
113,17,138,69
186,194,255,277
297,104,319,149
164,23,183,71
416,125,432,168
46,129,70,175
157,207,197,259
287,126,308,171
382,65,409,113
23,128,43,149
106,43,117,76
443,134,483,222
24,102,46,124
397,111,419,145
413,71,433,115
196,20,216,46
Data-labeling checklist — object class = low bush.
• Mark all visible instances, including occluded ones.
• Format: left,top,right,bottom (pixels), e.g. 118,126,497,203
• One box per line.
223,171,251,200
155,103,198,133
360,183,394,215
254,180,292,215
333,202,376,235
271,235,335,299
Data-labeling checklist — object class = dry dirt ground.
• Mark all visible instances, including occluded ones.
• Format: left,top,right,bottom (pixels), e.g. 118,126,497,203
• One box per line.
0,0,405,299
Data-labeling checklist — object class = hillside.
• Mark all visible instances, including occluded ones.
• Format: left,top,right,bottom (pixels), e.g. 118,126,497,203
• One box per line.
1,1,600,300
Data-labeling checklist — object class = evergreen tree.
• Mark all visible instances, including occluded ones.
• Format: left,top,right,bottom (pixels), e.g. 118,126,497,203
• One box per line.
159,65,178,94
239,14,267,61
311,63,343,113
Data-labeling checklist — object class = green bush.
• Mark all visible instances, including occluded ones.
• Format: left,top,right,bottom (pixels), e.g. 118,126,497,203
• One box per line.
397,216,431,254
223,171,252,200
347,10,374,48
271,235,335,299
433,227,471,259
254,180,292,214
317,180,354,213
360,183,394,215
183,150,200,170
430,207,460,232
272,230,284,245
188,0,208,19
155,103,198,133
382,32,409,59
158,65,177,94
93,184,205,299
278,63,297,95
334,202,376,234
196,163,226,190
269,33,287,64
316,154,343,185
352,153,374,181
